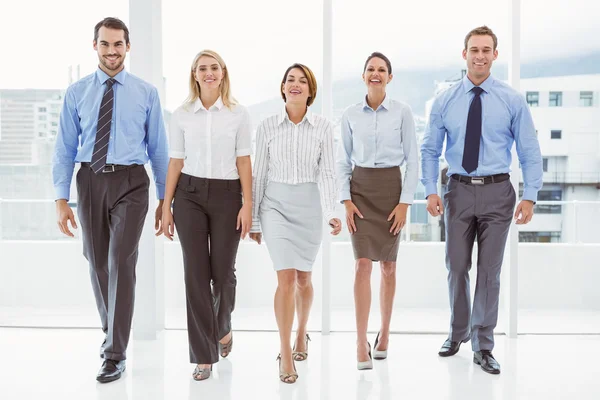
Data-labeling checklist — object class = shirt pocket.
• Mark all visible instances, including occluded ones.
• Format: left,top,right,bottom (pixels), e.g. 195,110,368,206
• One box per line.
118,102,148,151
484,112,511,133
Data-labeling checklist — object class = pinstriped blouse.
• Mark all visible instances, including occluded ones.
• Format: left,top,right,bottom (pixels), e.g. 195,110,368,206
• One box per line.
251,107,337,233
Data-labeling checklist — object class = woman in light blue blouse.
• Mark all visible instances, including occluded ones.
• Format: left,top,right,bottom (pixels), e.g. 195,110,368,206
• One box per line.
335,52,419,370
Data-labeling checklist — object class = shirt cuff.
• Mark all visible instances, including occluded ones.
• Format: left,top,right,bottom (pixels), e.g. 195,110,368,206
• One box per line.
424,183,438,198
250,219,261,233
338,190,351,204
169,151,185,159
156,184,165,200
236,148,252,157
399,192,415,205
522,188,538,203
55,185,71,202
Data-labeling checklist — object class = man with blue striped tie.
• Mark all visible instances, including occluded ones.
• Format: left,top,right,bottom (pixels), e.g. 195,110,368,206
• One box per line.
421,26,543,374
52,17,168,383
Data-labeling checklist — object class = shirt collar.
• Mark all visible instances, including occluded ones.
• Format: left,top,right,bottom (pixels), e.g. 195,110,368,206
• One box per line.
361,94,391,111
277,105,315,126
193,96,224,113
462,74,494,94
96,68,127,86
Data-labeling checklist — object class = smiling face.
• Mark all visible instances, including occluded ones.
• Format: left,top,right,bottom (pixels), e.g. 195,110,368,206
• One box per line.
362,57,392,91
463,34,498,82
282,67,311,106
93,26,129,76
194,55,224,92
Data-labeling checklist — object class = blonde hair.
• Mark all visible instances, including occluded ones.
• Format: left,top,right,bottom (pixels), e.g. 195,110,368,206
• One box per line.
186,49,237,109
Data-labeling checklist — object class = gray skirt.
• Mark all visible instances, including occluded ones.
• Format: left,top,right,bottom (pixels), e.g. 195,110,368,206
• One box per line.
260,182,323,271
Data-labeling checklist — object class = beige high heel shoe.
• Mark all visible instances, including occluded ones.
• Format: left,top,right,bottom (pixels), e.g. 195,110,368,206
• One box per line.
293,333,311,361
277,354,298,384
219,333,233,358
192,364,212,381
357,342,373,370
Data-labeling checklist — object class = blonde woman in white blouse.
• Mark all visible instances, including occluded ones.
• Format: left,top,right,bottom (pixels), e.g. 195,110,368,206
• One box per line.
249,63,341,384
161,50,252,381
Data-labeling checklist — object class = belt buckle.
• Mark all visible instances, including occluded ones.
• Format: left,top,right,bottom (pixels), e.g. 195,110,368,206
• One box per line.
471,177,484,185
102,164,116,173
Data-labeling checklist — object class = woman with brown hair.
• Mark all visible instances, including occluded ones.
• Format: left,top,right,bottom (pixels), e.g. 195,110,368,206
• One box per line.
336,52,418,370
250,63,341,383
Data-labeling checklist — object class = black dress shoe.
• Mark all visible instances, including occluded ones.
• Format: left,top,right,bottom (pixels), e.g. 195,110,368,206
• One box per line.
474,350,501,374
438,338,468,357
96,359,126,383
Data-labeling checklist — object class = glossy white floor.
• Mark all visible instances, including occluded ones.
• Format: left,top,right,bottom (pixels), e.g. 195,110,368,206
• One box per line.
1,328,599,400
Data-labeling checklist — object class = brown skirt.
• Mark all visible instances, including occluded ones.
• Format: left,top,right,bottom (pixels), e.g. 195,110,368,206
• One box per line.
350,166,402,262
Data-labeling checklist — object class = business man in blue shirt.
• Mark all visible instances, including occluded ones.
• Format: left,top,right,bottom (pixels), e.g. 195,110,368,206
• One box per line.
53,18,168,382
421,26,542,374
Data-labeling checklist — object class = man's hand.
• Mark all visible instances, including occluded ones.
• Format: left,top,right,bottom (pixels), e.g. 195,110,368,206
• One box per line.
249,232,262,244
514,200,534,225
388,203,409,236
155,200,165,236
426,194,444,217
237,203,252,240
56,199,77,237
344,200,363,234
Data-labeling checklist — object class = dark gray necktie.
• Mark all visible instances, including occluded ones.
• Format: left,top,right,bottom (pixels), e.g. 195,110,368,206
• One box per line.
90,78,116,173
462,86,484,174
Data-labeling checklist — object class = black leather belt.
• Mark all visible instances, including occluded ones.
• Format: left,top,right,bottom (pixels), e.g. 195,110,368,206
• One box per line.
451,173,510,185
80,162,142,173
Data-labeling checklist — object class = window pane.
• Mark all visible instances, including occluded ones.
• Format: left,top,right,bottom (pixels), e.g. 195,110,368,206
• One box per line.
580,91,593,107
520,0,600,334
331,0,509,333
0,0,129,327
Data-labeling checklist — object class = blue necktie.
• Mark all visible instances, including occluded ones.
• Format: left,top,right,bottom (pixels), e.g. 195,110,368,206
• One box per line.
90,78,116,173
462,86,484,174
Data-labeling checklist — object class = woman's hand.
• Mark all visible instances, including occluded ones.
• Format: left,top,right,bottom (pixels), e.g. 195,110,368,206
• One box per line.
162,207,175,241
344,200,363,234
237,203,252,239
388,203,409,236
329,218,342,236
249,232,262,244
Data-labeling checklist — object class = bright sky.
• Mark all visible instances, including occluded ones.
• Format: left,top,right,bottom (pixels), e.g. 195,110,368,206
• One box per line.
1,0,598,110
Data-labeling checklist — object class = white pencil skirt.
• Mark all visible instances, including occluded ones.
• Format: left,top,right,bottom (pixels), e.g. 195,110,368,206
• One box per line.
259,182,323,272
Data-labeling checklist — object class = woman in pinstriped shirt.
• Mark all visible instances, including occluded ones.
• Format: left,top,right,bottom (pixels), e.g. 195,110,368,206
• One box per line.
249,63,341,384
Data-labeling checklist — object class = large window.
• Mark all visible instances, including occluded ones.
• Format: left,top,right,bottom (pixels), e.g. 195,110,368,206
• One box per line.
0,1,130,327
328,0,510,333
162,0,323,331
520,0,600,334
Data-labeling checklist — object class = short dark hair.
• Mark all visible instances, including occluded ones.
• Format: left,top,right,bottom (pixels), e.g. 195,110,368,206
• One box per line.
464,25,498,51
363,52,392,75
94,17,130,45
280,63,318,107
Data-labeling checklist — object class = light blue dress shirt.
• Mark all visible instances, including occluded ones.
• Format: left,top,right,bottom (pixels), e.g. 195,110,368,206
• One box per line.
336,95,419,204
421,74,543,202
52,68,169,200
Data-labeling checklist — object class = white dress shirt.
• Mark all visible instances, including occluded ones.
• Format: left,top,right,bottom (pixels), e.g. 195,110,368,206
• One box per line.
336,95,419,204
251,107,337,232
169,97,252,179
